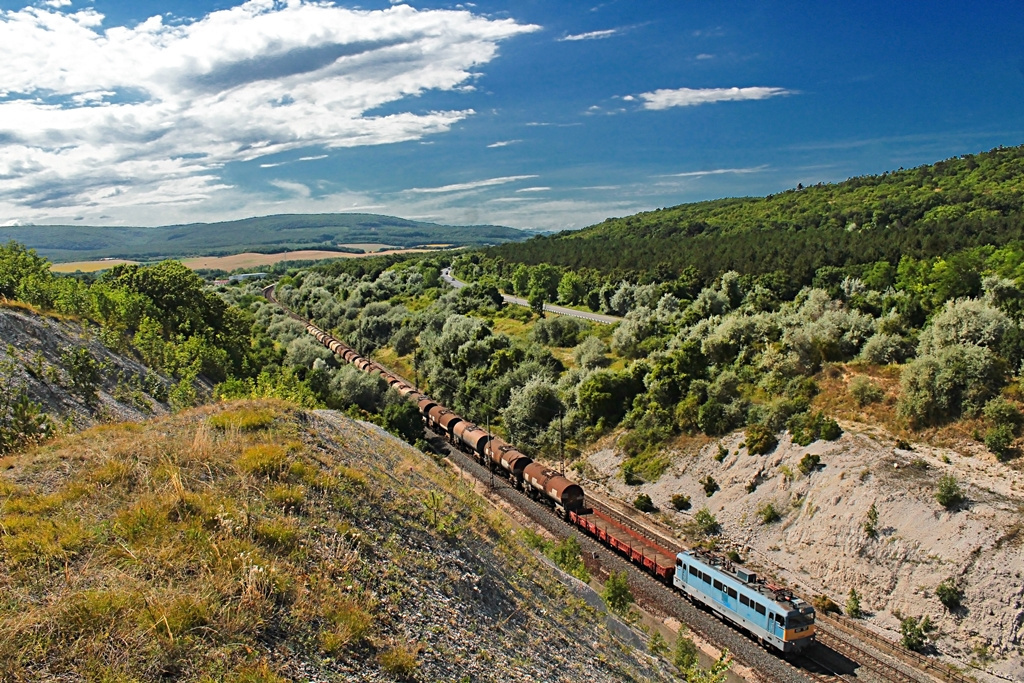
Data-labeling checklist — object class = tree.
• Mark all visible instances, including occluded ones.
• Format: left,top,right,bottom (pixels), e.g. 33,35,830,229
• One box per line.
557,270,587,305
502,377,562,453
846,588,863,618
693,507,720,536
648,631,669,657
383,401,422,444
602,570,633,615
863,503,879,538
673,634,699,670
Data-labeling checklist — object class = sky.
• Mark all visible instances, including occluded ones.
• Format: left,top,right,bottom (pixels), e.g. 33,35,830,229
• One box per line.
0,0,1022,232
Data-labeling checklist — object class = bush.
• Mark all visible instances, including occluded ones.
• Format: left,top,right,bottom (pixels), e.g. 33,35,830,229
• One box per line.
849,376,884,406
812,594,841,614
756,501,781,524
985,423,1015,459
670,494,691,511
633,493,655,512
693,507,720,536
788,411,842,446
898,344,1005,426
745,423,777,455
700,475,719,497
798,453,821,475
899,615,934,652
935,577,962,610
935,473,965,510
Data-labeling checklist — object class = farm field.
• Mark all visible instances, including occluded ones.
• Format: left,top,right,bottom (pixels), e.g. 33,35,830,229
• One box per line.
49,248,436,273
50,258,138,273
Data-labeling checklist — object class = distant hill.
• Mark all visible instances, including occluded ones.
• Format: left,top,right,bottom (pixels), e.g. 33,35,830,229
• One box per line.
0,213,528,262
485,144,1024,285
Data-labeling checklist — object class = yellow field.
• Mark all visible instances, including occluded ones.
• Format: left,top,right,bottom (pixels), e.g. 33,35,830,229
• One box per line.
50,259,138,273
51,248,433,273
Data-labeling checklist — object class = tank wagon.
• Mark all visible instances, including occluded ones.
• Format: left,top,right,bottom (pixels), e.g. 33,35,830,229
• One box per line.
262,284,815,653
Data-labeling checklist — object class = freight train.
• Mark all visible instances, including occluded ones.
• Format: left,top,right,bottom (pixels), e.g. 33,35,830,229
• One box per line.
262,285,815,653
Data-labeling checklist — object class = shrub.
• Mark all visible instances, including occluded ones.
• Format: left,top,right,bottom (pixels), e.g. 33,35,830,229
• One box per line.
798,453,821,475
745,423,777,455
693,507,720,536
899,615,934,652
985,423,1015,460
898,344,1005,426
788,411,842,446
700,475,719,497
935,474,965,510
849,376,884,406
812,594,841,614
983,396,1021,429
756,501,781,524
935,578,962,610
548,535,590,583
633,493,655,512
670,494,691,511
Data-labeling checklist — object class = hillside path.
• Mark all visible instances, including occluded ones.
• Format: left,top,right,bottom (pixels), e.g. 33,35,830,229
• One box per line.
441,268,623,324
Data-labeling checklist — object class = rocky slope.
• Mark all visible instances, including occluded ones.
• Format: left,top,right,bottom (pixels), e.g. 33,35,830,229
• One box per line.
0,303,176,429
0,400,673,682
579,423,1024,682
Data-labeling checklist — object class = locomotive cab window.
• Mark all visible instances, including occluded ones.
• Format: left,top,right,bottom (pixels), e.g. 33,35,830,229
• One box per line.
689,567,699,577
754,603,766,615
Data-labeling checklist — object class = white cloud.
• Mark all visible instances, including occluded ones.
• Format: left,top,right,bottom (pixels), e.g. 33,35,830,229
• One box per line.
639,86,792,110
486,139,521,148
269,179,311,197
42,0,72,7
298,154,328,162
661,165,767,178
559,28,619,41
405,174,538,194
695,53,714,60
516,186,550,192
0,1,538,217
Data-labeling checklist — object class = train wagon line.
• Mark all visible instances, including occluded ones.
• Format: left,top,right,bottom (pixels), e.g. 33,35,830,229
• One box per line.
261,283,816,656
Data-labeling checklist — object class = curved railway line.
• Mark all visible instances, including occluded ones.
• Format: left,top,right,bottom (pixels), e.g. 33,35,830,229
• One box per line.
263,283,967,683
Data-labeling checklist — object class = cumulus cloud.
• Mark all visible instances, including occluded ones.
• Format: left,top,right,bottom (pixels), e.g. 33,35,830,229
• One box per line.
0,1,537,218
639,86,792,110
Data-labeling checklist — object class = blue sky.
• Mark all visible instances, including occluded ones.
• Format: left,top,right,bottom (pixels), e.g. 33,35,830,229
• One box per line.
0,0,1021,231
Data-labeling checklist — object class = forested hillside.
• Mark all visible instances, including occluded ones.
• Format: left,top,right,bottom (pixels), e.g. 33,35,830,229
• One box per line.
483,145,1024,287
1,213,526,262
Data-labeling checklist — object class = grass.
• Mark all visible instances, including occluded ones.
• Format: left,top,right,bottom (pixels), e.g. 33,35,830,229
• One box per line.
0,398,639,681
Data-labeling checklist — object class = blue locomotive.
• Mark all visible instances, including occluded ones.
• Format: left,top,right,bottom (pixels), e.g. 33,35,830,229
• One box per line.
674,549,816,653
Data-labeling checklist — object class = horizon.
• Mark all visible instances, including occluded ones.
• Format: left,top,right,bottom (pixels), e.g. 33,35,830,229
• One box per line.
1,0,1021,232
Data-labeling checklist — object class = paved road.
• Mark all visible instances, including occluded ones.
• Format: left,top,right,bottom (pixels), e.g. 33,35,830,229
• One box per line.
441,268,622,325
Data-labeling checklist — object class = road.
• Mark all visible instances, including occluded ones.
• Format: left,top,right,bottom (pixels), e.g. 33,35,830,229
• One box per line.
441,268,623,325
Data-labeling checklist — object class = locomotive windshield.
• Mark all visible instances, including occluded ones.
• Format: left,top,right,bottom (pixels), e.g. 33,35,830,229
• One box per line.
787,609,815,628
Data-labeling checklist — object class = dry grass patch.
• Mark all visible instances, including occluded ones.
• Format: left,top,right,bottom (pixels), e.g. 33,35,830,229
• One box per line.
209,406,278,432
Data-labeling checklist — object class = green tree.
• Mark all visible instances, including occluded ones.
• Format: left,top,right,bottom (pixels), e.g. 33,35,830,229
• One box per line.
634,493,655,512
673,634,699,670
557,270,587,305
863,502,879,538
602,570,633,615
693,507,720,536
846,588,862,619
384,400,422,444
648,631,669,657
